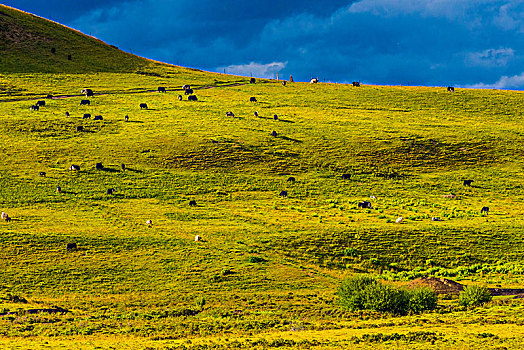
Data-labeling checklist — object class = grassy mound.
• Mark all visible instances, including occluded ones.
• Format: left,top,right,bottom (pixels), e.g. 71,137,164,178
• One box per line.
0,4,152,73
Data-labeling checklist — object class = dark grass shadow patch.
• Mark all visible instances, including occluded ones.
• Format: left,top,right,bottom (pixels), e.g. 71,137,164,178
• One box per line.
279,136,303,143
98,167,121,173
59,190,77,195
355,139,498,171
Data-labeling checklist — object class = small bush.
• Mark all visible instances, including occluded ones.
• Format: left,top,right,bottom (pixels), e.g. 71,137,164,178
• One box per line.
248,256,266,263
195,296,206,309
338,275,378,311
338,276,438,315
459,285,492,307
362,282,410,315
344,247,359,257
408,287,438,313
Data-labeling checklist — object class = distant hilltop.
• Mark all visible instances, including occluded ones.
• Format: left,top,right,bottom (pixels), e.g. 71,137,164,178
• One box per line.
0,4,157,73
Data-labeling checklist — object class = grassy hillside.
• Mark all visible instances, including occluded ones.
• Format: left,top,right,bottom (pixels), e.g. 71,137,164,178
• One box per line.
0,67,524,348
1,6,524,349
0,4,154,73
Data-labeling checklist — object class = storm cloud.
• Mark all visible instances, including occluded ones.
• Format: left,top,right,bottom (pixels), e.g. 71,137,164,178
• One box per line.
3,0,524,89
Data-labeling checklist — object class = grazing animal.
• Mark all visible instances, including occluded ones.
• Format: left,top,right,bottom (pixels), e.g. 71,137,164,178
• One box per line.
95,163,103,170
39,172,46,177
56,186,61,193
178,95,182,101
358,201,372,209
107,188,115,195
396,217,404,223
250,97,257,102
226,111,235,117
70,164,80,171
30,105,39,111
273,114,278,120
93,115,103,120
76,126,84,132
463,180,474,186
51,47,56,54
282,81,287,86
431,217,442,221
271,130,277,137
182,85,191,90
67,54,72,60
46,94,53,99
189,200,197,207
195,235,201,242
66,243,77,250
342,174,351,180
188,95,198,101
146,219,152,226
254,111,259,117
82,89,94,97
36,100,45,106
65,112,70,117
140,103,148,109
184,89,194,95
250,78,256,84
370,196,377,200
352,81,360,87
158,87,166,93
83,113,91,119
121,164,126,171
1,212,8,220
481,207,489,215
287,177,296,182
125,115,129,122
80,100,90,106
310,78,318,84
279,190,288,197
447,86,455,92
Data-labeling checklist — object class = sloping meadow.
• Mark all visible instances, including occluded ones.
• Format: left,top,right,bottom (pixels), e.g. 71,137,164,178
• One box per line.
0,71,524,348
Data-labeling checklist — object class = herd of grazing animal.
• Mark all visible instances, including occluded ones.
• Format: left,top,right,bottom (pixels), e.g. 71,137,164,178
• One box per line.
15,78,490,233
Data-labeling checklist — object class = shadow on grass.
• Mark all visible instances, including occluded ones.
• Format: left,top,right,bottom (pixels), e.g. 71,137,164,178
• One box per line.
98,168,121,173
279,136,303,143
258,116,295,123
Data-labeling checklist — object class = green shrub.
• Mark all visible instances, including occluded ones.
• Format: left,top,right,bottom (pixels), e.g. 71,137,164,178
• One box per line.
408,287,438,313
459,285,492,307
337,275,378,311
344,247,359,257
338,276,438,315
248,256,266,263
195,296,206,309
362,282,410,315
338,276,410,315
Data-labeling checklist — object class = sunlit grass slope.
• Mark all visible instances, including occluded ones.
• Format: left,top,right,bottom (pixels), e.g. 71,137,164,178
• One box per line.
0,68,524,348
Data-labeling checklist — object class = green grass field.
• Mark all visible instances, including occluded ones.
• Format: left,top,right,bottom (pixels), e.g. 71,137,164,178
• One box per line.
2,4,524,349
1,68,524,349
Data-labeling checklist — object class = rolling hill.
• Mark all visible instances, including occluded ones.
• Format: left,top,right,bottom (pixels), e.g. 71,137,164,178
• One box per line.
0,4,154,73
1,5,524,350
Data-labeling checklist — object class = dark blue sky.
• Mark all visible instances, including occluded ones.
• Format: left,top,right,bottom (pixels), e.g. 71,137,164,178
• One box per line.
4,0,524,89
